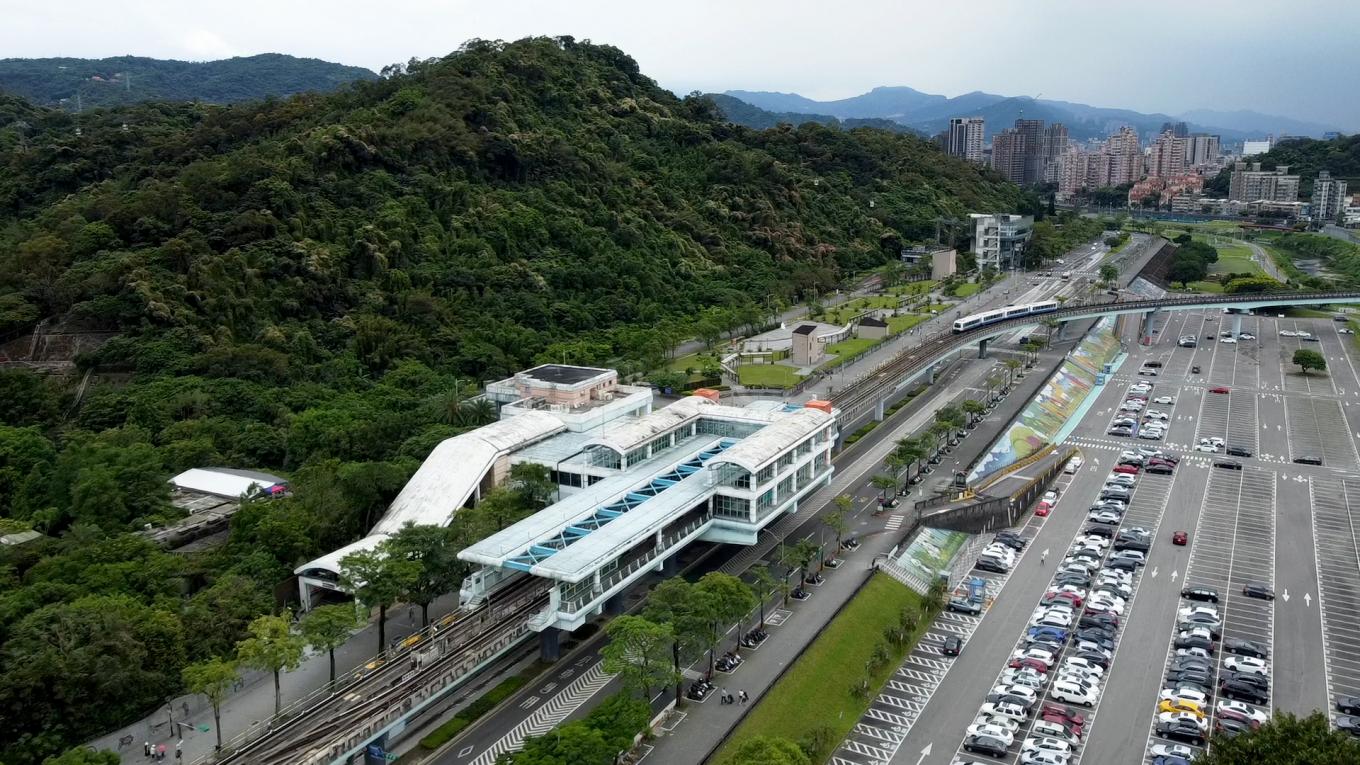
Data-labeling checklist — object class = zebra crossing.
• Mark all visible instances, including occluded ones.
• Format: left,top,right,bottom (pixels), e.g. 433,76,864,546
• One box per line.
468,662,614,765
885,513,906,531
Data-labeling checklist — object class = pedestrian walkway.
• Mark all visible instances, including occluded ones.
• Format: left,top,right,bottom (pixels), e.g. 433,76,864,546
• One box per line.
643,345,1064,765
87,595,460,763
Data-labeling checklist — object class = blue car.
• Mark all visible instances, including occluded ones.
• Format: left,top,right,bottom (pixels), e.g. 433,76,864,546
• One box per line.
1027,626,1069,643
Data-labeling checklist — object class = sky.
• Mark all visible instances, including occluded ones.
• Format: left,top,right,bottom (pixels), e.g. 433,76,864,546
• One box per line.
4,0,1358,129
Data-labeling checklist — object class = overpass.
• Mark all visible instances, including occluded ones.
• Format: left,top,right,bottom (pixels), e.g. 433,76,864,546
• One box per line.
829,290,1360,426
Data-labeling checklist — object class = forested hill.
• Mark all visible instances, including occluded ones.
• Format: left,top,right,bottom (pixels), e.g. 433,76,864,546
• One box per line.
0,53,377,109
705,92,918,134
0,37,1028,764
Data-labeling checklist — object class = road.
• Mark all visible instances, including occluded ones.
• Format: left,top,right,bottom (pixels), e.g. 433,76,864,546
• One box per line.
886,304,1360,764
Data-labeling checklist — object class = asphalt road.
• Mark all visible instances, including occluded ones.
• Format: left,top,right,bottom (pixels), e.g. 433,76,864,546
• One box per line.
893,305,1360,764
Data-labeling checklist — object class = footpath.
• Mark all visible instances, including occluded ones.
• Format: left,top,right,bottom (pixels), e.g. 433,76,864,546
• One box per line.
642,343,1067,765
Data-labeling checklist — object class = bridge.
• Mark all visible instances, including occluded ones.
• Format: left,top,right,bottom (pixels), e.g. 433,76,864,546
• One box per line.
828,290,1360,426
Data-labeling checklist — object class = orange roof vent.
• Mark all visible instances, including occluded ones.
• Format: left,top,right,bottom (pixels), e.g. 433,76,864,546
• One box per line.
692,388,722,402
804,399,834,414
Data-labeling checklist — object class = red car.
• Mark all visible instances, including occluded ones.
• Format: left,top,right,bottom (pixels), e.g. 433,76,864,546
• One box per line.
1043,590,1084,608
1113,464,1140,475
1173,530,1188,545
1209,386,1230,394
1040,702,1087,735
1008,657,1050,672
1036,501,1052,517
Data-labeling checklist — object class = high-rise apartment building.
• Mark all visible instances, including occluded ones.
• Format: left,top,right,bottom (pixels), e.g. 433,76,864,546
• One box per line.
989,118,1067,186
969,213,1033,270
947,117,985,163
1147,131,1187,178
1229,162,1300,202
1103,127,1144,187
1160,121,1189,138
1241,138,1273,157
1312,170,1350,224
1184,134,1221,167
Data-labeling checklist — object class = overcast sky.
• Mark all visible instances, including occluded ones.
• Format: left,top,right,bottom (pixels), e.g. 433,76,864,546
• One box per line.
5,0,1357,128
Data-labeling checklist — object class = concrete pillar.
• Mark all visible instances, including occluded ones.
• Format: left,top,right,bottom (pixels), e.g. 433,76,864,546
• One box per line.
1056,321,1070,341
874,398,886,422
605,592,626,616
1232,313,1243,338
928,365,938,384
978,338,988,358
539,627,561,662
1141,310,1155,345
661,554,679,577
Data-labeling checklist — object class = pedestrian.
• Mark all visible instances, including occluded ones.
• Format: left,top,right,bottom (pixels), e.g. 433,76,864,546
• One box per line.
739,689,748,705
144,741,152,758
175,740,183,761
157,744,166,762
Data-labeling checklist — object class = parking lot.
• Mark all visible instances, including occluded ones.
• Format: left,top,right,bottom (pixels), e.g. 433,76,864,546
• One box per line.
892,307,1360,764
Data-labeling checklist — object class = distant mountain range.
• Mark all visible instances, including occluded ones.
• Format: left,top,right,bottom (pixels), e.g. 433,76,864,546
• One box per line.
0,54,377,109
704,93,918,134
720,87,1345,142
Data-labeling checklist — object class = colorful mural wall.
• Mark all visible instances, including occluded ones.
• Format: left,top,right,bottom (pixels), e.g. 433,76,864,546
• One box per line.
969,317,1120,481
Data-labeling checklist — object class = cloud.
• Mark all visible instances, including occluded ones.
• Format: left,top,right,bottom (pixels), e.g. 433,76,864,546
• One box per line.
178,29,240,61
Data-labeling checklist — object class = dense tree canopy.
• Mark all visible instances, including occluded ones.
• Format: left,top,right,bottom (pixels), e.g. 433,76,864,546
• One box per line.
1192,711,1360,764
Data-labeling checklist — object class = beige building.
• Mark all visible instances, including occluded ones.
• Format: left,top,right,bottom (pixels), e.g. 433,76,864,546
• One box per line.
1312,170,1350,224
1147,131,1187,179
789,324,824,367
856,316,889,340
1229,162,1300,202
947,117,985,163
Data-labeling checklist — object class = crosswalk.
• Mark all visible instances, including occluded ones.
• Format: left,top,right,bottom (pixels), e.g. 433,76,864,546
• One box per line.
885,513,906,531
468,663,614,765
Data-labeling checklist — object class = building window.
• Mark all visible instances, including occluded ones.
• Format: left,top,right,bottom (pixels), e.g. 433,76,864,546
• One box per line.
550,470,583,488
648,434,672,457
712,493,750,520
625,448,647,468
757,465,775,485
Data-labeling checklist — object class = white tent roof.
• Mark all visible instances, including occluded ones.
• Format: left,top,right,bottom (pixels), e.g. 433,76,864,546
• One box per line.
582,397,712,454
294,533,388,578
707,408,831,474
169,468,286,499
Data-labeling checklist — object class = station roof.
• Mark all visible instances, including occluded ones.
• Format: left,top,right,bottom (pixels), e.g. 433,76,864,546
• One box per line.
169,467,288,499
372,410,564,535
706,408,831,474
582,396,711,454
294,533,389,578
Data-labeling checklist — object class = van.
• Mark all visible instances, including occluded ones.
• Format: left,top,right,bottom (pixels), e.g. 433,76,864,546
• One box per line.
1294,456,1323,465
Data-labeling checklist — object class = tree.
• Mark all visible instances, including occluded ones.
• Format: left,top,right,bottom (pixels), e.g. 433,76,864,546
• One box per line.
508,463,556,510
822,506,849,554
748,565,777,629
726,736,812,765
925,577,949,614
961,399,986,426
182,657,238,751
642,577,708,700
781,539,821,593
300,603,362,686
1294,348,1327,375
41,750,121,765
1099,263,1119,285
696,571,757,657
1191,711,1360,765
1168,257,1208,287
340,544,420,656
1003,358,1022,387
235,612,305,716
387,522,466,626
871,474,897,500
601,615,678,700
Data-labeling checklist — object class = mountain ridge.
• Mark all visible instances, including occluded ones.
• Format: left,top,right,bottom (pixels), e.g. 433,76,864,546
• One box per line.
722,87,1343,141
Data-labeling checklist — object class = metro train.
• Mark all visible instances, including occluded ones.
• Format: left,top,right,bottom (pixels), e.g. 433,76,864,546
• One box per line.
952,300,1060,333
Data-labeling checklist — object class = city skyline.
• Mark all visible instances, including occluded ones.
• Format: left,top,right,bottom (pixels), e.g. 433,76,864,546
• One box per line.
3,0,1358,129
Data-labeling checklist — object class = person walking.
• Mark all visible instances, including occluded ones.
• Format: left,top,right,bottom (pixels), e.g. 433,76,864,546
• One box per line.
144,742,152,758
1040,548,1048,565
739,689,748,705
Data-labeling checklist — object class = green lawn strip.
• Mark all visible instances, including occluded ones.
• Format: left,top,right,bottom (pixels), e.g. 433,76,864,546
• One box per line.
887,313,929,334
737,364,803,388
953,282,980,298
818,337,881,371
1177,281,1224,294
713,574,927,764
416,661,551,752
888,280,937,296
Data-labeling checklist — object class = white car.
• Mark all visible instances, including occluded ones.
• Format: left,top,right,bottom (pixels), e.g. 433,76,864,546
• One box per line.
1012,646,1058,664
1031,720,1080,744
973,713,1022,733
1298,332,1313,339
1064,457,1084,474
1043,490,1059,503
991,684,1039,704
1240,333,1256,340
980,701,1029,723
1216,700,1269,724
1001,670,1047,690
1062,657,1106,677
1051,680,1099,706
1158,710,1209,731
1020,750,1070,765
1149,743,1197,760
1153,396,1175,405
1195,443,1219,453
1224,655,1269,676
1107,474,1136,486
967,722,1016,746
1221,337,1237,345
1145,410,1169,420
1280,330,1299,337
1159,687,1210,706
1176,646,1213,661
1022,737,1073,757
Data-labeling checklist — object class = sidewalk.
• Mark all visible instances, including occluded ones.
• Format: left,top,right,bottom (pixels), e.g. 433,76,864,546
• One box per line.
643,343,1066,765
88,594,461,762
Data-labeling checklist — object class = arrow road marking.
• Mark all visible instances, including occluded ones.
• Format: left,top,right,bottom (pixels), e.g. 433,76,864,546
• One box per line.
1305,592,1312,607
1282,589,1290,602
1171,570,1179,580
1150,567,1159,578
916,743,933,764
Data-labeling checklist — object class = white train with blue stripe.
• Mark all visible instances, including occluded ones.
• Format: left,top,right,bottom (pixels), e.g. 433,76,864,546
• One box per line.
952,300,1060,333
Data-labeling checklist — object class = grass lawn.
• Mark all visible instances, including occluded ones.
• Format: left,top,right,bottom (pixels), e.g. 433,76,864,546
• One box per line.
1178,280,1224,294
888,280,937,296
665,351,705,373
819,337,881,370
737,364,803,389
887,313,929,334
953,282,981,298
1204,242,1263,276
714,574,927,764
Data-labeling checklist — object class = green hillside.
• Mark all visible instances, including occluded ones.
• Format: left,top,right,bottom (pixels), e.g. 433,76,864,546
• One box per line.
1207,133,1359,199
0,53,376,109
0,36,1031,764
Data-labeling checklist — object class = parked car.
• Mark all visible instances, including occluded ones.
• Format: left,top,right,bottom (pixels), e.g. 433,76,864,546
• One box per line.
1173,530,1188,545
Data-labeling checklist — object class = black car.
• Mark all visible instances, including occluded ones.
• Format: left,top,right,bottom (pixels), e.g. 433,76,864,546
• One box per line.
1157,718,1206,745
1226,446,1252,457
1243,583,1275,600
1115,538,1151,553
1181,586,1220,603
1220,671,1270,691
943,636,963,656
1145,463,1175,475
1191,365,1201,373
1119,455,1145,467
1294,455,1323,465
1175,634,1215,653
1075,650,1112,668
964,734,1009,757
1214,459,1243,470
975,558,1007,573
1080,613,1119,630
1106,557,1139,571
1338,716,1360,737
993,534,1027,551
1338,695,1360,715
1221,679,1269,704
1224,638,1269,659
1084,524,1116,538
1215,716,1253,739
1167,668,1214,686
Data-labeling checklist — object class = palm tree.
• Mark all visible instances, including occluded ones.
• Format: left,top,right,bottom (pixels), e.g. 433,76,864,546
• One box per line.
1004,358,1022,388
885,451,910,490
961,399,986,428
871,474,898,501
